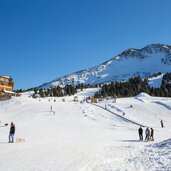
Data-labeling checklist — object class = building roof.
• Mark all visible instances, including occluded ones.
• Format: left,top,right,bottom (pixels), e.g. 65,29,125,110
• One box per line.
3,90,15,94
0,76,11,79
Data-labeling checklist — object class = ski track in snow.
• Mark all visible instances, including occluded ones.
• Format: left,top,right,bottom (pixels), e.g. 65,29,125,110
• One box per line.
153,101,171,111
0,91,171,171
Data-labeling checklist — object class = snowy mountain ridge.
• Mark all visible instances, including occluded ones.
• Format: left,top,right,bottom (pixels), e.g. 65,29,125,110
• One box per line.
39,44,171,88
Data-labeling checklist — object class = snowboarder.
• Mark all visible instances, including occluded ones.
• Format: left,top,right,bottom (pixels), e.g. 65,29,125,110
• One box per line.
160,120,164,128
8,122,15,143
145,127,150,141
150,128,154,141
138,127,143,141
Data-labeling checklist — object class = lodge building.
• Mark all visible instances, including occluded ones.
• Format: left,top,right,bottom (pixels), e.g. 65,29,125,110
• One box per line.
0,76,14,96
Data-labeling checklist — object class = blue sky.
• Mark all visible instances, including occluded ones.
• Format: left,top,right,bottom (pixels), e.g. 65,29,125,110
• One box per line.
0,0,171,90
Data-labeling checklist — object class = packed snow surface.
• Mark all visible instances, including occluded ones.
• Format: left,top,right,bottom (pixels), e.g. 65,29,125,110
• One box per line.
0,88,171,171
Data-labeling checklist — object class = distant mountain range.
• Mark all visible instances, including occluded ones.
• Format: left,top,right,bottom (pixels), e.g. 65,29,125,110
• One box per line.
39,44,171,89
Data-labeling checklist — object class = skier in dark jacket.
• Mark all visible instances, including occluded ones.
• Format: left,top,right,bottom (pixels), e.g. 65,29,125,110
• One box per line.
150,128,154,141
138,127,143,141
8,122,15,143
160,120,164,128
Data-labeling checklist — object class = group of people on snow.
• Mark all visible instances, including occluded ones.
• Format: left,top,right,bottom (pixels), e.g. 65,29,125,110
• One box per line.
138,127,154,142
138,118,164,142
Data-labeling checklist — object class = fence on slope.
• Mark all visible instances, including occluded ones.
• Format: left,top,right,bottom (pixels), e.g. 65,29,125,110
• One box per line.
88,102,146,127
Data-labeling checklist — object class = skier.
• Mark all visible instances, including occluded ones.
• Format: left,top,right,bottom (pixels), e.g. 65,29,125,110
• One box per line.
150,128,154,141
138,127,143,141
160,120,164,128
145,127,150,141
8,122,15,143
50,106,53,112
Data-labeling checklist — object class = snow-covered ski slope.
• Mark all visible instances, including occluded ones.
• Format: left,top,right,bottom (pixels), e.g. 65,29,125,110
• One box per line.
0,89,171,171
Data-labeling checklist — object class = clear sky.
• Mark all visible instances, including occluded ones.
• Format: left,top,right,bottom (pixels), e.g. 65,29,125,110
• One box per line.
0,0,171,90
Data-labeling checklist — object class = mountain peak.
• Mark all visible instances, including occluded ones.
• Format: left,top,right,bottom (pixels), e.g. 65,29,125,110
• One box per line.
39,43,171,89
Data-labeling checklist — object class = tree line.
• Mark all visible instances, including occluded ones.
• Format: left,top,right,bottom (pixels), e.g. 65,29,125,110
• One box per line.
33,85,77,98
94,73,171,98
15,72,171,98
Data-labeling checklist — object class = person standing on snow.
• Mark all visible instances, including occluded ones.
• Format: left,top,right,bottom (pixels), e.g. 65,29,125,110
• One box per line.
160,120,164,128
8,122,15,143
150,128,154,141
138,127,143,141
145,127,150,141
105,105,107,110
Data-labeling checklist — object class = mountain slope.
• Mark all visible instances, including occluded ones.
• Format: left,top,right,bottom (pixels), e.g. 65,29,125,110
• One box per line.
40,44,171,88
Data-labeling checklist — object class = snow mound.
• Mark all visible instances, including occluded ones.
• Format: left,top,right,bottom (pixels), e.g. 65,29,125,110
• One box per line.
135,92,151,98
21,91,34,97
140,138,171,170
152,138,171,148
75,88,101,97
